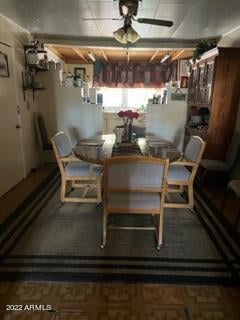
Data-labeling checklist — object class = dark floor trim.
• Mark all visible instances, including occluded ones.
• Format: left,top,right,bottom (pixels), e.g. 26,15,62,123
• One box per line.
0,167,58,234
1,180,60,262
2,262,229,273
0,272,239,286
196,182,240,247
0,169,239,285
6,255,224,264
194,204,238,278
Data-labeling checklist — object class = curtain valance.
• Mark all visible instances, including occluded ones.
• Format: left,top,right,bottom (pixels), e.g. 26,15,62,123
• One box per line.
94,61,176,88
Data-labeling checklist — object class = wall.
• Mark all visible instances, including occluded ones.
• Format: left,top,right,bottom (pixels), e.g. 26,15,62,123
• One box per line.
218,26,240,48
38,68,102,146
0,14,40,177
146,89,188,151
65,63,94,87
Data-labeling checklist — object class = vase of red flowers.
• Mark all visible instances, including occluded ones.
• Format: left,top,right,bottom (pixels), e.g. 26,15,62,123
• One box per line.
117,110,139,143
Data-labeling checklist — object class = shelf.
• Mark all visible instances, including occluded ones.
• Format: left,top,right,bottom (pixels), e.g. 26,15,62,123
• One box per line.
27,64,48,71
23,45,47,54
23,86,46,91
22,82,46,101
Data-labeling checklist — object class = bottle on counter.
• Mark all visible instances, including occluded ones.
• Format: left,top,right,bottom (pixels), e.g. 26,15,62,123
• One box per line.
153,95,158,104
66,72,73,87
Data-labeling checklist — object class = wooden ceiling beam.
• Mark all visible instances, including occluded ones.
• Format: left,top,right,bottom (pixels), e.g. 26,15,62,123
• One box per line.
65,58,91,64
73,48,89,63
149,50,159,62
47,46,66,62
171,49,185,61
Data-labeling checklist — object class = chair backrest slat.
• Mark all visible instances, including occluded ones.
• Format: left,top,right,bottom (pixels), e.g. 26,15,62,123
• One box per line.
184,136,205,163
108,162,164,190
104,156,169,196
53,132,72,158
34,112,49,148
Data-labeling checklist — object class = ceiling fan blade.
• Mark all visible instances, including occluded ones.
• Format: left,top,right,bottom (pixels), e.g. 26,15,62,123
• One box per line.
82,18,122,21
137,18,173,27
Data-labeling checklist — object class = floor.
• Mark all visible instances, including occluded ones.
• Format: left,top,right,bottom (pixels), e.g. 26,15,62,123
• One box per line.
0,165,240,319
0,164,56,225
198,176,240,232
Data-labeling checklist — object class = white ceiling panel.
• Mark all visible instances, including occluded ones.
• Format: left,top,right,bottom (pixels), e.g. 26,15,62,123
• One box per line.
50,0,88,9
160,0,196,4
67,20,100,37
87,1,119,19
149,3,189,38
137,0,160,10
172,0,240,39
0,0,239,42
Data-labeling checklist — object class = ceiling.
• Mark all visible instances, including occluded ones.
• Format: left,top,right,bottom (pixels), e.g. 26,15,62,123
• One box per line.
0,0,240,47
47,45,193,63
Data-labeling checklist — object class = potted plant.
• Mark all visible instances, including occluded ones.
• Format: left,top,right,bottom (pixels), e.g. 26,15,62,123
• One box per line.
192,39,217,63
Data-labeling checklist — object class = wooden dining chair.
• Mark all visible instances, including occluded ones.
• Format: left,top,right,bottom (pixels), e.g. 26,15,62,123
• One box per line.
34,112,54,166
101,156,169,250
165,136,206,209
52,132,102,203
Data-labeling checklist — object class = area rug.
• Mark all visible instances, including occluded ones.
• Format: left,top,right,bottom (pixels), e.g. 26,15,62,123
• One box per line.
0,173,239,285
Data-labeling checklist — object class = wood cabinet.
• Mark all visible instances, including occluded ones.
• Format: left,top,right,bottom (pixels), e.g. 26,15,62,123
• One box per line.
186,47,240,160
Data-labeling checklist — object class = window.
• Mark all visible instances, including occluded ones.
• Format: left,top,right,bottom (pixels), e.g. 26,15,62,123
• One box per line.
98,87,165,110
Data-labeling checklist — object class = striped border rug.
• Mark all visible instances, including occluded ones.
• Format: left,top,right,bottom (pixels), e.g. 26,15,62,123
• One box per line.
0,171,239,285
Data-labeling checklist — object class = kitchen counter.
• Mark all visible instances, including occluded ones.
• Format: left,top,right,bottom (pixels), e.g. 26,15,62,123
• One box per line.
103,111,146,134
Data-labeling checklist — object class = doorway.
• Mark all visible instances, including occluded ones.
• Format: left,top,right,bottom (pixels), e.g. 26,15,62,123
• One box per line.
0,43,24,197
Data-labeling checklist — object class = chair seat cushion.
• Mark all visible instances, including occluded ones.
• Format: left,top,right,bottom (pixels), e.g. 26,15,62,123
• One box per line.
108,192,161,211
200,159,230,172
167,165,191,182
65,162,101,177
228,180,240,198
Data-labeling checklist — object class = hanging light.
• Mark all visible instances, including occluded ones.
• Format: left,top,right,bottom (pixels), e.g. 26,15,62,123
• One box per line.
160,53,171,63
113,25,140,44
88,51,96,62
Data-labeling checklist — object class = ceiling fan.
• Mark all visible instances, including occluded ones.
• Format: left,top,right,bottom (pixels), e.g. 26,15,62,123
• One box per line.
83,0,174,44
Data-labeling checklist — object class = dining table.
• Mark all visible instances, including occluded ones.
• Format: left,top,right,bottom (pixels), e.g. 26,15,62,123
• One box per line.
73,134,181,165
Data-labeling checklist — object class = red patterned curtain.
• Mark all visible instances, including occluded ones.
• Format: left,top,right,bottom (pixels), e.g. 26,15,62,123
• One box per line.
94,62,175,88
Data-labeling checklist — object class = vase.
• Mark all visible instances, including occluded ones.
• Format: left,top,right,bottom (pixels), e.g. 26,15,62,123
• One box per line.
127,123,132,143
121,124,128,143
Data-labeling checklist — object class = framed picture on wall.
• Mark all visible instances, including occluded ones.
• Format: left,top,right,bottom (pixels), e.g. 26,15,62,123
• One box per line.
74,67,86,79
180,76,189,88
0,51,9,77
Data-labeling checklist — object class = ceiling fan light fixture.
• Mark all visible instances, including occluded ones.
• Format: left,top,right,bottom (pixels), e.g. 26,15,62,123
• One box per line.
113,25,140,44
113,27,128,44
121,5,128,16
126,25,140,43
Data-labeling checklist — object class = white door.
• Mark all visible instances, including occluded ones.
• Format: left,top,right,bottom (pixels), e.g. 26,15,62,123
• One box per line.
0,43,24,197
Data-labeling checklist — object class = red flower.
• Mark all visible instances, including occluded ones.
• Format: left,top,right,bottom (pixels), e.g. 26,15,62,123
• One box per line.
118,109,139,121
118,111,124,118
133,112,139,119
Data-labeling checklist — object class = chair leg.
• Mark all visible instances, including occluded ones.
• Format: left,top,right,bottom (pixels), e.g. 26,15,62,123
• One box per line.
60,179,66,202
156,205,164,250
97,178,102,203
188,185,194,209
100,210,108,249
